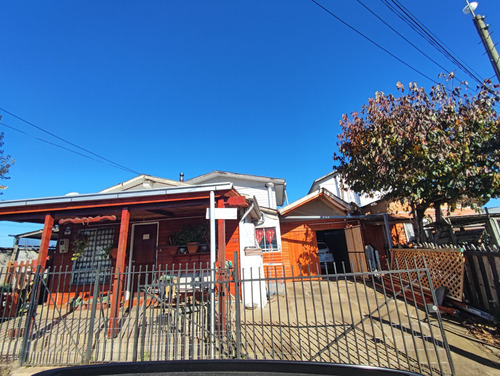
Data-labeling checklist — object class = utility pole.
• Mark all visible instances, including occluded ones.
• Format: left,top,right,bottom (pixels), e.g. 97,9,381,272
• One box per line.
463,1,500,83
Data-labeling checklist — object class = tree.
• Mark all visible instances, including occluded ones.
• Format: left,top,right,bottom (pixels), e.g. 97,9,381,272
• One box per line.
0,116,14,192
333,78,500,242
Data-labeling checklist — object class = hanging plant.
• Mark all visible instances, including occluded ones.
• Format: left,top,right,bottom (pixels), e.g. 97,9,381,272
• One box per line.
71,232,90,261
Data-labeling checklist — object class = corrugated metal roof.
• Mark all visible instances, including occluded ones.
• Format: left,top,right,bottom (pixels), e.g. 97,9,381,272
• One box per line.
0,183,235,209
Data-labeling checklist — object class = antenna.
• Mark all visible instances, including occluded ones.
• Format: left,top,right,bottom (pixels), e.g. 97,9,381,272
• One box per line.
462,1,478,15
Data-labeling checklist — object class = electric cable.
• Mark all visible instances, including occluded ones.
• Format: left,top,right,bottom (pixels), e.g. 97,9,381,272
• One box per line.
356,0,470,85
0,121,128,168
381,0,485,85
311,0,440,85
0,107,142,175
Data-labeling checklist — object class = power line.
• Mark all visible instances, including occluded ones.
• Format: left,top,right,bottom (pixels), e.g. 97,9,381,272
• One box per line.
356,0,469,84
311,0,440,85
380,0,485,85
0,107,142,175
1,121,113,165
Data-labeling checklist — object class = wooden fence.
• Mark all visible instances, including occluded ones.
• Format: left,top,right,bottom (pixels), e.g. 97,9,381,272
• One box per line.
391,248,465,301
462,249,500,314
392,243,500,316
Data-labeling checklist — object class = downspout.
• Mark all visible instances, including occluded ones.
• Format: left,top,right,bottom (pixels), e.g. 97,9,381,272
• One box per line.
265,182,275,209
241,201,256,224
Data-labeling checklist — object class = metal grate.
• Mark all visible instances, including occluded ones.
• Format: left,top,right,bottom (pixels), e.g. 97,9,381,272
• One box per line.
71,228,114,285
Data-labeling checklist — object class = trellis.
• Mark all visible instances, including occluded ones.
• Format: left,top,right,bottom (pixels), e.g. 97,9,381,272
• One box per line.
391,248,465,301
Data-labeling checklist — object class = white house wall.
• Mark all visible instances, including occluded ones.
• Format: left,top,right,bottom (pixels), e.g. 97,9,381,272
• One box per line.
187,176,276,209
313,174,382,207
239,222,267,308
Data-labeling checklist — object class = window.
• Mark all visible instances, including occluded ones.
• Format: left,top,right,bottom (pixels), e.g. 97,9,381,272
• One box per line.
255,227,278,252
72,227,114,285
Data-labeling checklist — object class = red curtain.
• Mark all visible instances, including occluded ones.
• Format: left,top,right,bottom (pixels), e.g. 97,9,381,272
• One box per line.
255,228,264,244
264,228,275,244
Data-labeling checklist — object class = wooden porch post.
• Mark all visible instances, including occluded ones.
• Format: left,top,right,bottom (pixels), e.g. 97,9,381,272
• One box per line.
36,214,54,269
217,199,226,267
216,198,227,332
108,207,130,338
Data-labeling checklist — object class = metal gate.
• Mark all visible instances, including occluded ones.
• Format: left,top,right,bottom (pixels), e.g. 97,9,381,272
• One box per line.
0,261,454,375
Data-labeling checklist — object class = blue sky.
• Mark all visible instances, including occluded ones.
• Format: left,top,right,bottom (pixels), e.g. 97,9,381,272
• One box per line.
1,1,499,246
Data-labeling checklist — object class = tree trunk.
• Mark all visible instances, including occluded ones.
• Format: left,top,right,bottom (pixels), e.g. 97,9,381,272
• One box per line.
412,206,427,243
434,201,443,223
433,201,448,243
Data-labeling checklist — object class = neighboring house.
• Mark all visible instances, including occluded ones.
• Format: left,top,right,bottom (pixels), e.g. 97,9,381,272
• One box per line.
306,171,406,267
309,171,383,207
0,248,14,270
278,188,368,275
310,171,498,258
10,229,58,266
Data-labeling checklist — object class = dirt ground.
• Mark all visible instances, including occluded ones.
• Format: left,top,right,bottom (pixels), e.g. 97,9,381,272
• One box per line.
439,317,499,376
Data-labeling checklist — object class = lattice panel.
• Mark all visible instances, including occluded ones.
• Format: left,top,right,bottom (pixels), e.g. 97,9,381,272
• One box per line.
391,248,465,300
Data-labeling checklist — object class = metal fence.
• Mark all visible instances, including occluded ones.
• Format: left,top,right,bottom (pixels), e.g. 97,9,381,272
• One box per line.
0,259,454,376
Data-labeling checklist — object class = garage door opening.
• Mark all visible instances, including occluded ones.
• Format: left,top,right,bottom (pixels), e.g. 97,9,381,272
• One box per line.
316,229,350,273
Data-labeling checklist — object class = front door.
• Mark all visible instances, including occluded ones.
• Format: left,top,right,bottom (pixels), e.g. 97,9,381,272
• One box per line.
132,223,158,271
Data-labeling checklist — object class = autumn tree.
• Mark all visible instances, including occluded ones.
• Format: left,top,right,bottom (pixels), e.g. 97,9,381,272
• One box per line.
0,116,13,192
333,78,500,242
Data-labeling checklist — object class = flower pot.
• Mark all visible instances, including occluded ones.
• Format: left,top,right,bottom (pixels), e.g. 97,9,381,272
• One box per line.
187,242,199,254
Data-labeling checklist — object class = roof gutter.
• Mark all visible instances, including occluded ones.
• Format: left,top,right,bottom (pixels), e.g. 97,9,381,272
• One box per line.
281,213,410,222
0,182,235,209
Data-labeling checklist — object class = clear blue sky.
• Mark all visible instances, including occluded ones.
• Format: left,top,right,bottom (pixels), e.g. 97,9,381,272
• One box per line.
1,1,499,246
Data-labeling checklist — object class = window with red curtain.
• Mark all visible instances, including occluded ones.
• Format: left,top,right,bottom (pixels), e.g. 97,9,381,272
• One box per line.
255,227,278,252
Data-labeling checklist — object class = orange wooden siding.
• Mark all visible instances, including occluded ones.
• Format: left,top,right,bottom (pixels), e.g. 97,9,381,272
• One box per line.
280,222,319,276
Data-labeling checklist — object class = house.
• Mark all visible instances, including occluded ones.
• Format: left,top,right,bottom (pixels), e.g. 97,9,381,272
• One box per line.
303,171,406,269
308,171,383,207
0,172,289,320
278,187,366,274
309,170,498,264
0,175,250,326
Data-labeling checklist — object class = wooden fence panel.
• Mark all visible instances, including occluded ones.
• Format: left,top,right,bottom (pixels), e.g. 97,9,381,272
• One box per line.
463,251,500,314
391,248,464,301
393,244,500,315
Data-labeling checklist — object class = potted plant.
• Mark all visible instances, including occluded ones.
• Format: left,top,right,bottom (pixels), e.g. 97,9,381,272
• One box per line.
102,243,119,259
169,224,209,254
71,232,90,261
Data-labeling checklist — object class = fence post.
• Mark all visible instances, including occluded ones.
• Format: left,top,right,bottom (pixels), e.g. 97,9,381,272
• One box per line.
232,252,241,359
18,266,42,366
85,266,101,364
